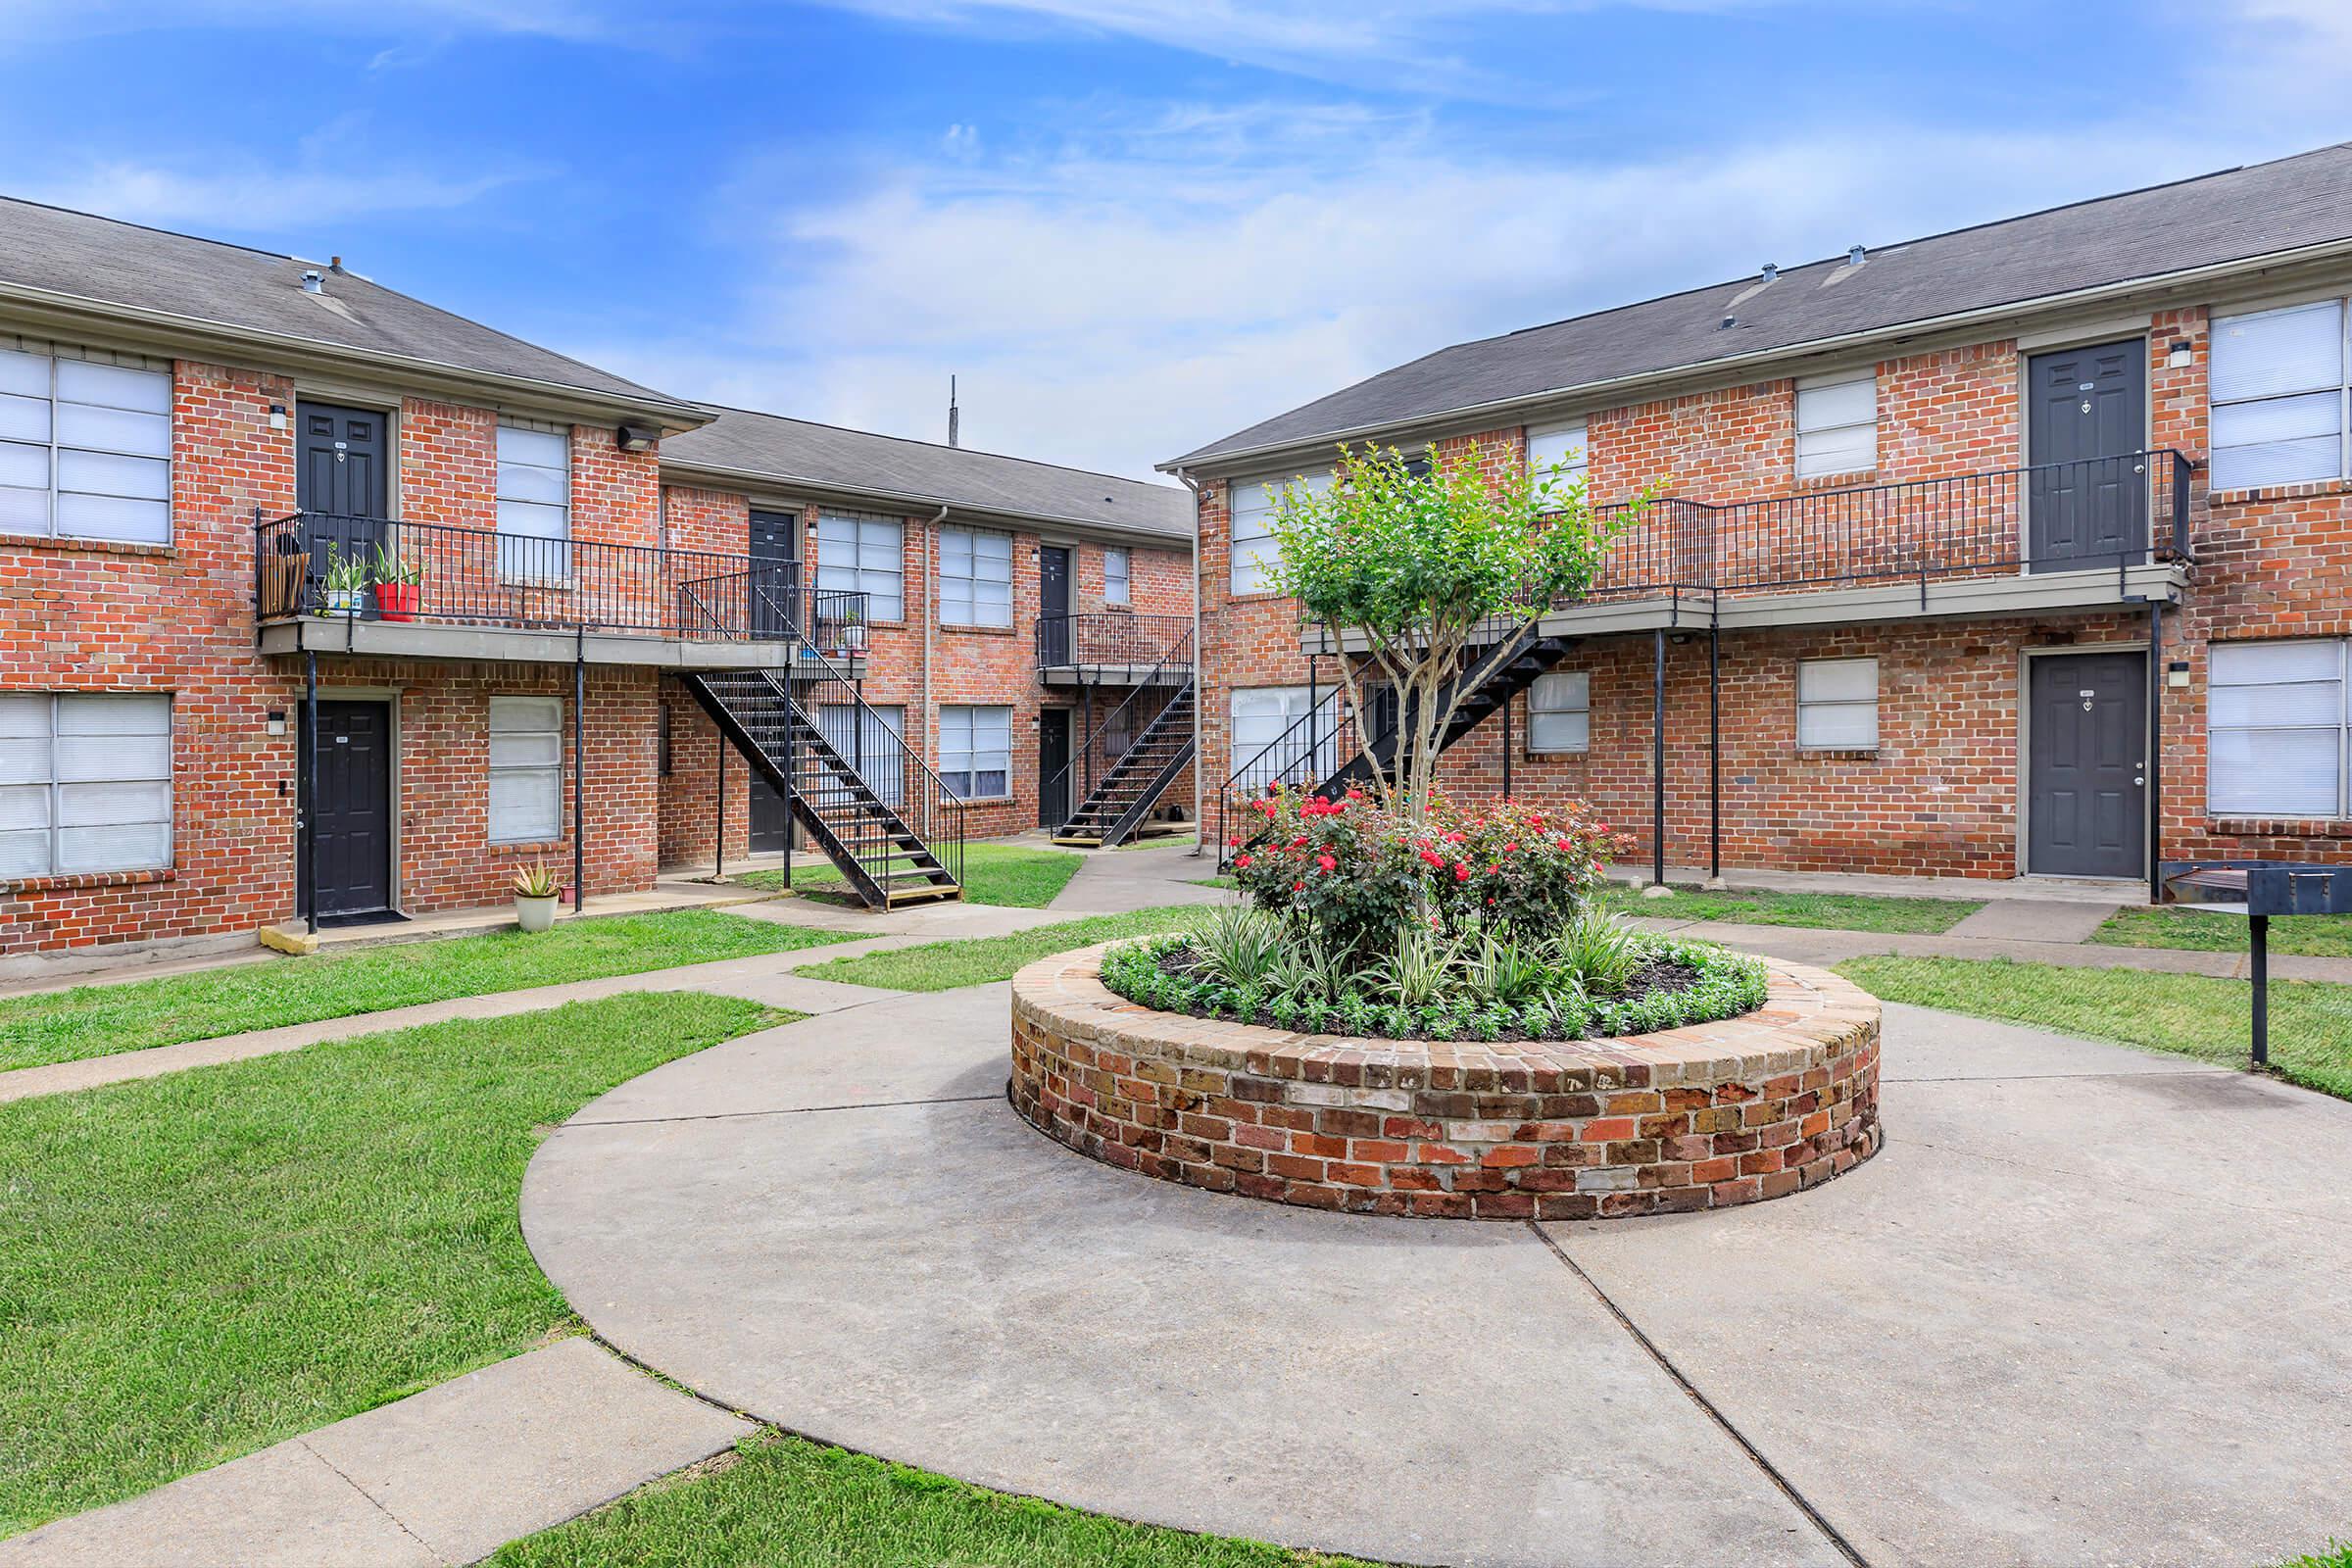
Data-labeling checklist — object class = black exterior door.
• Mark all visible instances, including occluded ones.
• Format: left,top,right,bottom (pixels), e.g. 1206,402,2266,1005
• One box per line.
2027,652,2147,879
1039,546,1071,663
305,699,393,918
1039,708,1072,828
748,772,790,855
749,509,798,640
298,404,390,601
2026,341,2147,570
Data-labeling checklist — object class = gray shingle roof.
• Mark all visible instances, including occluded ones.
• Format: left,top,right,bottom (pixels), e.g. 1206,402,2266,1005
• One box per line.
0,195,694,415
1169,141,2352,469
662,405,1194,539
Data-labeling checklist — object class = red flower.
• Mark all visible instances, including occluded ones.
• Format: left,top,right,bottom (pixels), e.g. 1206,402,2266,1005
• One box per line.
1444,831,1465,844
1418,849,1445,868
1555,836,1572,851
1316,853,1337,872
1345,787,1363,801
1487,863,1501,875
1291,835,1308,848
1502,842,1517,854
1453,862,1471,882
1234,853,1253,868
1293,880,1305,892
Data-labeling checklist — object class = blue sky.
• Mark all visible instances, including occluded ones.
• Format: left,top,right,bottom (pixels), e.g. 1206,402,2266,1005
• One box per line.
1,1,2344,479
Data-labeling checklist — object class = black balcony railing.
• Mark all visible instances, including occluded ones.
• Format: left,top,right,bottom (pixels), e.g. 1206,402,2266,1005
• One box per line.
1034,612,1194,670
255,511,863,645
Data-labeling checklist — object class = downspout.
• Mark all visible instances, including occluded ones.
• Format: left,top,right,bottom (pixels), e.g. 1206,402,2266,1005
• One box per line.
923,505,947,797
1175,469,1203,857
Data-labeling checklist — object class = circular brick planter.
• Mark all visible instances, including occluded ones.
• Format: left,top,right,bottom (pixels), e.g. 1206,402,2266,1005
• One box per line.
1009,942,1882,1220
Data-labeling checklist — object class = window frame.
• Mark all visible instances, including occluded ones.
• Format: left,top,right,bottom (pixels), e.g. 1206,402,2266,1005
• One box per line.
0,347,174,545
1794,657,1881,751
1526,417,1590,496
1526,669,1590,755
487,695,564,845
1793,370,1880,481
2207,296,2352,493
495,423,572,586
936,525,1013,629
1228,468,1329,597
1227,684,1340,788
938,703,1012,802
1103,545,1131,607
2205,637,2350,820
816,511,906,622
0,692,174,879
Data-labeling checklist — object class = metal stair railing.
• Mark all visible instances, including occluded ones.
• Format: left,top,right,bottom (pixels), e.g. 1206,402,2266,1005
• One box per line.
1042,626,1196,846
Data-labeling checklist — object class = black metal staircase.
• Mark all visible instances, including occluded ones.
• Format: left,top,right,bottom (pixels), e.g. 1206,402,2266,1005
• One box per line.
1054,681,1196,848
686,663,965,909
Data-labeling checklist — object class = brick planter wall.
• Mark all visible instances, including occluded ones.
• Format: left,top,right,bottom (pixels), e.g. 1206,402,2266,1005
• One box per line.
1009,943,1881,1220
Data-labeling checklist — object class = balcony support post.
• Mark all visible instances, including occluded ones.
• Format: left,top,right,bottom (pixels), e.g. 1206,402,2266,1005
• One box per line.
1501,689,1512,801
1707,622,1724,889
1650,627,1667,889
714,736,726,882
572,641,587,912
302,649,319,936
2146,598,2163,907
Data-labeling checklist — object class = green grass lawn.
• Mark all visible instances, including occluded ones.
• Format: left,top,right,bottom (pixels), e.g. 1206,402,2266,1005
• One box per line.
1600,882,1983,934
1837,956,2352,1100
738,842,1083,909
1116,833,1198,852
491,1431,1369,1568
0,991,792,1534
2278,1544,2352,1568
2091,904,2352,959
0,909,840,1074
798,905,1209,992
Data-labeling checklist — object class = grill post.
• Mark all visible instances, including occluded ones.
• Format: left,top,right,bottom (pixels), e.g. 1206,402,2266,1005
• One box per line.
1707,622,1722,887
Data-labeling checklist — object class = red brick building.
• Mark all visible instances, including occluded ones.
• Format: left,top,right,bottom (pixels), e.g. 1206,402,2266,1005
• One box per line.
1168,143,2352,896
0,197,1191,968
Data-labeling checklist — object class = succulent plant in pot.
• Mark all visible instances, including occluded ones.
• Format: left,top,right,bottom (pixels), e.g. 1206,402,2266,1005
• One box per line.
512,859,562,933
318,543,368,616
370,542,423,621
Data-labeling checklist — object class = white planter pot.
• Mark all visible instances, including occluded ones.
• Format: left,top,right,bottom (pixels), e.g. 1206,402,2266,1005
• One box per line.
514,893,559,933
321,588,364,616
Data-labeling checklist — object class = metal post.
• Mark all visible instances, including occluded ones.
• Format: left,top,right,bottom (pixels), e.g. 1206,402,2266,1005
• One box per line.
714,738,726,882
1708,623,1723,886
302,650,319,935
1651,627,1667,887
1501,690,1512,801
2146,600,2164,907
1306,654,1318,781
782,675,796,891
571,650,586,911
2250,913,2271,1067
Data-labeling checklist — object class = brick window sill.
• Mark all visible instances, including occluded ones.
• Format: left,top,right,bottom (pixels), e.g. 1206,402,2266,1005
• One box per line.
0,531,177,559
1,867,175,894
489,840,569,856
2205,817,2352,838
1790,469,1879,493
939,622,1016,636
2208,478,2352,507
1793,747,1881,760
1524,749,1588,761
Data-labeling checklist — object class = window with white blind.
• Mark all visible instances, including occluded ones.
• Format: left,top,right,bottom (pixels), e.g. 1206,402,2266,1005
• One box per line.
1228,468,1329,595
1527,418,1589,495
819,702,905,807
2208,640,2348,818
939,704,1011,800
1528,670,1589,753
496,425,570,582
488,696,562,843
1794,372,1878,480
2209,298,2350,492
0,693,172,878
0,350,172,543
938,527,1012,627
817,511,904,621
1228,685,1340,790
1103,546,1130,606
1796,658,1880,749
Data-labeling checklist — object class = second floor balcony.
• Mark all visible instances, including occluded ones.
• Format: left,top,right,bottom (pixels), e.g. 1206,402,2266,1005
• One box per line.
1034,612,1195,684
254,511,869,672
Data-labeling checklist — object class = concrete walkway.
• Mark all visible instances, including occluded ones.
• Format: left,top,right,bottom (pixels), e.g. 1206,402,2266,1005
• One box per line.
520,986,2352,1568
0,1338,752,1568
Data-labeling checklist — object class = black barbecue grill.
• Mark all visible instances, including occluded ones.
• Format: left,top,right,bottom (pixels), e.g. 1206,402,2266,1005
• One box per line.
2158,860,2352,1065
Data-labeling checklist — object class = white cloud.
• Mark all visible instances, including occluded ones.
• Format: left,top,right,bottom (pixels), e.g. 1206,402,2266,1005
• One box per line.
9,160,543,233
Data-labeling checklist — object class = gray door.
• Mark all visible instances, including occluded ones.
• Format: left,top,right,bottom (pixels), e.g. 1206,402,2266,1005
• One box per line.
302,699,393,918
2026,340,2147,570
1039,546,1071,663
748,509,798,640
1039,708,1072,828
2027,652,2146,879
298,403,390,594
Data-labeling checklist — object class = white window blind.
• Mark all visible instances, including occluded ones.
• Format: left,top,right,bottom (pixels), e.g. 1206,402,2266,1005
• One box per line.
488,696,562,843
1229,468,1328,595
938,527,1012,627
1228,685,1340,790
1528,670,1590,753
2209,299,2349,491
0,350,172,543
496,425,570,582
1527,418,1589,494
819,703,904,807
817,512,904,621
1794,372,1879,480
939,704,1010,800
2208,640,2348,818
1103,547,1130,606
1796,658,1879,749
0,693,172,878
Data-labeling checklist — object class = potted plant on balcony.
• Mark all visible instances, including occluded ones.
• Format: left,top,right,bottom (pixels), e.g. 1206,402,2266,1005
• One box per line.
840,602,866,654
319,544,368,616
370,542,422,621
512,859,562,933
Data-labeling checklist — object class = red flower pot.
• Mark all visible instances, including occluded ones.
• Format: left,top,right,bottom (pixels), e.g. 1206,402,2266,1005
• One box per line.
374,582,420,621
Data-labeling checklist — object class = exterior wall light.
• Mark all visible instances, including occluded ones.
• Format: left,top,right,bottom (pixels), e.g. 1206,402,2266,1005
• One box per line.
2167,341,2193,368
269,403,288,431
615,421,659,454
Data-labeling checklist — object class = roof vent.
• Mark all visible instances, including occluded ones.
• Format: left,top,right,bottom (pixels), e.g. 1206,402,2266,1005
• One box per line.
329,256,345,273
300,270,324,295
1720,315,1738,330
1846,244,1866,267
1760,262,1778,282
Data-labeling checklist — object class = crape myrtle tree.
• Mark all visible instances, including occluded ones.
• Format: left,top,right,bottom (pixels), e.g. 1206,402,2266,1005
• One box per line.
1263,439,1650,830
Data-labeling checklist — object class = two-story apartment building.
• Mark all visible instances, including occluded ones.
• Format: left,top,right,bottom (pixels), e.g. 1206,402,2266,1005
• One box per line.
1170,142,2352,896
0,196,1192,966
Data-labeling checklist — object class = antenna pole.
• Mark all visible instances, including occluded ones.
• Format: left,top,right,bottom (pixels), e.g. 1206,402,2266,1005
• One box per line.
948,375,960,449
